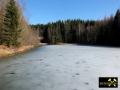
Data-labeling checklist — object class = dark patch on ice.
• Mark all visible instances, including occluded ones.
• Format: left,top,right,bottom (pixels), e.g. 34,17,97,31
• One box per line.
58,55,62,56
72,75,75,77
39,59,43,61
33,59,44,62
84,82,89,85
26,73,30,75
73,89,78,90
56,69,59,71
9,72,15,75
7,65,11,68
82,61,86,63
64,71,67,73
33,66,37,69
45,64,50,67
40,61,44,63
116,56,119,58
90,89,94,90
75,73,80,75
76,62,80,64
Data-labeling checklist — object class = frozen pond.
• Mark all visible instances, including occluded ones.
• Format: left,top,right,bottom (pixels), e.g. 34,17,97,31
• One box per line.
0,44,120,90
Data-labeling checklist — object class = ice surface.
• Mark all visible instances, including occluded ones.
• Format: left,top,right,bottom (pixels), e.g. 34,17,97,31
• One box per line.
0,44,120,90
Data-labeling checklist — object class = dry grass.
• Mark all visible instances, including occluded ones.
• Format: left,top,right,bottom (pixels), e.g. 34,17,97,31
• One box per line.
0,45,36,58
0,45,14,57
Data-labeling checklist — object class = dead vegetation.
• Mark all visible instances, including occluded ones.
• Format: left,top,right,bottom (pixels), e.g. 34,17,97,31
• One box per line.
0,0,40,58
0,0,40,46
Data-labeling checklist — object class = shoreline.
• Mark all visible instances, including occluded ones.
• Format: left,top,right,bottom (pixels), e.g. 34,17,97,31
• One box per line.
0,43,43,59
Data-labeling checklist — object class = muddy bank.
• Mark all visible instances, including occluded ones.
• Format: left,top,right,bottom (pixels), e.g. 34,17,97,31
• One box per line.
0,44,43,58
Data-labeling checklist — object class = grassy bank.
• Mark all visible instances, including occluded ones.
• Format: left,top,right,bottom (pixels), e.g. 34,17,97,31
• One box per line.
0,44,42,58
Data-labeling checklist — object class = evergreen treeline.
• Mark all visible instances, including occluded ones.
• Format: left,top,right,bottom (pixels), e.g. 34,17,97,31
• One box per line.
31,9,120,46
0,0,39,47
0,0,21,47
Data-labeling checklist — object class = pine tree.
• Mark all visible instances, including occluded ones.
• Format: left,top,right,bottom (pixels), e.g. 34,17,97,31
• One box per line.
2,0,21,47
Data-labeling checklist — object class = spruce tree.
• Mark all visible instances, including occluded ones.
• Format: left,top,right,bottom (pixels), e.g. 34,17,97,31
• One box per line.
2,0,21,47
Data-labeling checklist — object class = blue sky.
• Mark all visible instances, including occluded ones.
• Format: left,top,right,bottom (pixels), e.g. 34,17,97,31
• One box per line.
24,0,120,24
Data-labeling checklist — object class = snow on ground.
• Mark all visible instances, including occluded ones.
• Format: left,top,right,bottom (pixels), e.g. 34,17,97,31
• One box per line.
0,44,120,90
